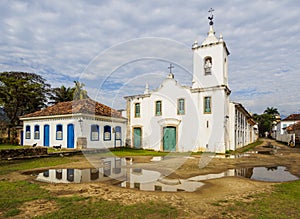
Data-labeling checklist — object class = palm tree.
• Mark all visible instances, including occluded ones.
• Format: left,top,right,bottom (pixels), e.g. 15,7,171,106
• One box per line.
49,85,75,104
264,107,279,116
73,81,89,100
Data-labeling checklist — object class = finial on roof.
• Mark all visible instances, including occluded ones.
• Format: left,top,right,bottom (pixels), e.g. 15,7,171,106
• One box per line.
144,83,149,94
192,40,198,49
208,8,214,26
219,33,223,42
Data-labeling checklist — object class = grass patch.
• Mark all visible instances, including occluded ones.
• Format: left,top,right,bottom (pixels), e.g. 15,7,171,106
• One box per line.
223,181,300,218
233,140,264,154
0,181,178,219
0,181,51,218
0,156,80,175
38,198,178,219
0,144,30,150
0,144,70,153
102,147,172,157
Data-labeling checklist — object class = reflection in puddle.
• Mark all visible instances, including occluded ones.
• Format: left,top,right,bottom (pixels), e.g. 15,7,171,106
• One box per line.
189,166,299,182
34,157,299,193
237,166,299,182
35,157,204,192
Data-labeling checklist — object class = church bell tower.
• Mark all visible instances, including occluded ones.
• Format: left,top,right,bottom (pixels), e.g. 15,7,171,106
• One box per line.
192,8,230,89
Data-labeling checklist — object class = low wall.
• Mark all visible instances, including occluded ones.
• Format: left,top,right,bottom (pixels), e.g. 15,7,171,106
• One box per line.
0,147,48,159
276,133,294,143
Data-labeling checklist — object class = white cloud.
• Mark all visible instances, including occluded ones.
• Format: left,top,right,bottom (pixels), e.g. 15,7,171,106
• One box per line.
0,0,299,115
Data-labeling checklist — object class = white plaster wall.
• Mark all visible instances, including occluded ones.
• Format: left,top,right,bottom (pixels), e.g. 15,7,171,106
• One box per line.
22,116,126,149
22,118,75,147
193,43,228,89
194,89,227,153
130,78,200,152
228,102,236,151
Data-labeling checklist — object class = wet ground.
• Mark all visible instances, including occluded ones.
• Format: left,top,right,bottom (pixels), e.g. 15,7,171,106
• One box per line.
3,139,300,218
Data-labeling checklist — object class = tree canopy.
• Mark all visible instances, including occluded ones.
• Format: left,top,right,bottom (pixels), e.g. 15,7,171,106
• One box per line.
253,107,280,137
0,71,50,138
49,85,75,105
73,81,89,100
49,81,89,104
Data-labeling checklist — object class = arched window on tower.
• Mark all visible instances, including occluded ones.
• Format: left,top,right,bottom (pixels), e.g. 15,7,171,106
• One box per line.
204,57,212,75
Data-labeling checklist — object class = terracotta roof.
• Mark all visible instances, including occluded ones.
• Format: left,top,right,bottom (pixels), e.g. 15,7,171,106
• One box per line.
282,114,300,121
21,98,124,119
286,122,300,132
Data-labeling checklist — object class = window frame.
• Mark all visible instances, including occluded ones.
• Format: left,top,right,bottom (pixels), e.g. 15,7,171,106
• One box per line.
34,125,40,139
204,96,212,114
177,98,185,115
115,126,122,140
25,125,31,139
56,124,63,140
103,125,111,141
155,100,162,116
134,103,141,118
90,124,100,141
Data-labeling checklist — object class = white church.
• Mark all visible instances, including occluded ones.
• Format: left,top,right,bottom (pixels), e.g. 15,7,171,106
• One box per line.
124,14,257,153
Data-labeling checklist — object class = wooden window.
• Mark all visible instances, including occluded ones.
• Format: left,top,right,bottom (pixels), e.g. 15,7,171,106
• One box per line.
177,98,185,115
91,124,99,141
134,103,140,117
155,101,162,116
25,125,31,139
204,97,212,113
104,125,111,141
34,125,40,139
56,124,63,140
115,126,121,140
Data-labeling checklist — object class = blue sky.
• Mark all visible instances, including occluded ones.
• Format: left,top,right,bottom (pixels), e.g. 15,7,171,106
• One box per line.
1,0,300,116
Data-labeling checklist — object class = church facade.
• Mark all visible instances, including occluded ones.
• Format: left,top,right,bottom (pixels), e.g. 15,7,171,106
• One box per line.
124,19,257,153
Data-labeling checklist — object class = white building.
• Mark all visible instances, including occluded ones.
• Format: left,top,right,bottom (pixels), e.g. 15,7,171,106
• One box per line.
124,17,257,153
20,98,127,149
276,114,300,135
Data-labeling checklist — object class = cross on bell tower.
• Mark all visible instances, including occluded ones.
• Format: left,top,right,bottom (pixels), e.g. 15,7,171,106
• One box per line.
208,8,214,25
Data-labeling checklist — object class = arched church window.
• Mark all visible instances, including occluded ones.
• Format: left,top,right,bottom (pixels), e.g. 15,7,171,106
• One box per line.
204,57,212,75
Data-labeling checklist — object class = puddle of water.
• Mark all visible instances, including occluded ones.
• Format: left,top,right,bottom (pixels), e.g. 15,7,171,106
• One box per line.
239,166,299,182
33,157,204,192
32,156,299,193
213,153,252,159
189,166,299,182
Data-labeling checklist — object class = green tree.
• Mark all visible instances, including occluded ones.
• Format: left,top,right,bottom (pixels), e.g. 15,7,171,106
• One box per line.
73,81,89,100
49,85,75,104
0,72,50,139
253,107,280,137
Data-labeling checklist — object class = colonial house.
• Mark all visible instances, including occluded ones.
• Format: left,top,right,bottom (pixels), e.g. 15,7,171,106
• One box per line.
276,114,300,135
124,17,257,153
20,98,127,149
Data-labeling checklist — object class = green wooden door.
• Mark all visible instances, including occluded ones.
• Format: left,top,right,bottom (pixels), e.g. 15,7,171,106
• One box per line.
133,128,141,148
163,126,176,151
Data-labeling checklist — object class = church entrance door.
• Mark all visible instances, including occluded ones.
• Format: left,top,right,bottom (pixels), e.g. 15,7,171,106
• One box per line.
133,127,142,148
163,126,176,151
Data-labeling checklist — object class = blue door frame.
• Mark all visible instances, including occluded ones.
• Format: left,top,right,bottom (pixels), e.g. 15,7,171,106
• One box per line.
67,124,74,148
44,125,50,146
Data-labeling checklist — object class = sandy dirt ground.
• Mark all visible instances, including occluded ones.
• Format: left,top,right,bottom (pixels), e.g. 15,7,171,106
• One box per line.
3,139,300,218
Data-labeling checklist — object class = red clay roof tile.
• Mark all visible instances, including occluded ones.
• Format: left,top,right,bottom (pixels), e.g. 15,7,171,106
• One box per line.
21,98,123,119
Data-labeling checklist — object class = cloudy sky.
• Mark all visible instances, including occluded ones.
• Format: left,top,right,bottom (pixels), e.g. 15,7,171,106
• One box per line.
1,0,299,117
